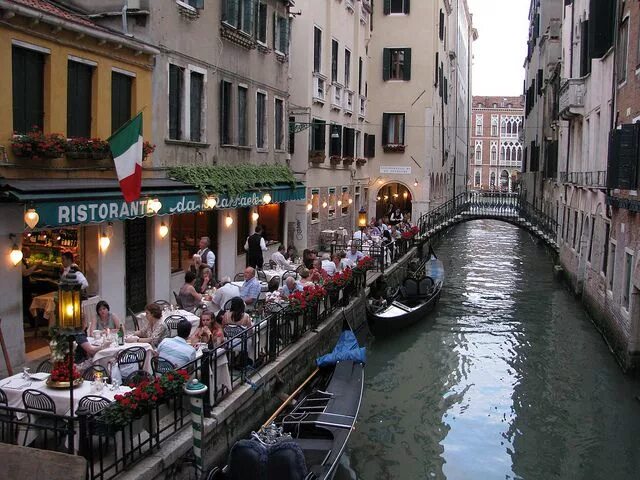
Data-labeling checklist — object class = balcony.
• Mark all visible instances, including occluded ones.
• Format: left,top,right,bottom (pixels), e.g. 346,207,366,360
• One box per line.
358,95,367,118
312,72,326,104
559,78,586,120
331,83,343,111
344,90,354,114
559,171,607,188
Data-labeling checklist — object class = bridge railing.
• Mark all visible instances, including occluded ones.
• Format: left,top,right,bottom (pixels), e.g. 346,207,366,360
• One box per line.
518,197,559,241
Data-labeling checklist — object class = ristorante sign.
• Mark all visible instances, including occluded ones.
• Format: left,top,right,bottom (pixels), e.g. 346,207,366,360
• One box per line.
32,188,303,228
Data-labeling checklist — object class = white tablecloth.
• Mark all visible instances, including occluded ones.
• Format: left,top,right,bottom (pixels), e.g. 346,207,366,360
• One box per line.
136,309,201,336
29,292,56,320
90,340,154,376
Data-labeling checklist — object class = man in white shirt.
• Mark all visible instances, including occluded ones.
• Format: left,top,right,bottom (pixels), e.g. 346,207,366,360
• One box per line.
271,245,295,269
211,277,240,314
321,253,336,277
61,252,89,290
346,244,365,265
157,320,196,367
353,228,369,242
245,226,268,269
197,236,216,271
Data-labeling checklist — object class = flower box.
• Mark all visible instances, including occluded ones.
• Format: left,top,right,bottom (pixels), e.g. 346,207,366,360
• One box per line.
329,155,342,165
309,151,326,164
11,129,66,159
356,158,367,166
383,144,406,153
342,157,354,165
65,151,110,160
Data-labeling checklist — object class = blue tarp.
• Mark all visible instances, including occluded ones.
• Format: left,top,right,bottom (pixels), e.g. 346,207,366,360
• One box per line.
316,330,366,367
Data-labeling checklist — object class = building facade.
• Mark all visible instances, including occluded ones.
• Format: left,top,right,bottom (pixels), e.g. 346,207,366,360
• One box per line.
469,96,524,192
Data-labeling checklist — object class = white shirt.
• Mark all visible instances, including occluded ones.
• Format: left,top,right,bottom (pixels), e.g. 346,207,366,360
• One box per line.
244,236,268,251
62,265,89,290
322,260,337,276
271,251,294,269
212,282,240,314
157,336,196,367
353,230,369,241
197,248,216,269
346,250,364,264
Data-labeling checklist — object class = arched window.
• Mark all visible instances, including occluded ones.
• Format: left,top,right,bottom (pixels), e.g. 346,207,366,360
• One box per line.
490,172,496,186
475,170,481,187
490,143,498,164
475,140,483,164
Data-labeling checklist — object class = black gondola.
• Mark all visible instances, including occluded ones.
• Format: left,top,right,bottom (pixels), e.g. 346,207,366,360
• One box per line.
366,253,444,336
211,332,365,480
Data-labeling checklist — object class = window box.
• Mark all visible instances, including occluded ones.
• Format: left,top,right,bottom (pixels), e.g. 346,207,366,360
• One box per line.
11,130,65,159
330,155,343,165
309,151,326,164
383,144,406,153
356,157,367,166
343,156,354,165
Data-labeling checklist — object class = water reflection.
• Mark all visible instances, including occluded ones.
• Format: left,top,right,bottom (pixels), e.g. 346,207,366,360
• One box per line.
343,220,640,480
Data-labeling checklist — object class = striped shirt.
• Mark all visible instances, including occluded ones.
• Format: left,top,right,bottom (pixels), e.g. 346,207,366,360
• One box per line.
157,336,196,368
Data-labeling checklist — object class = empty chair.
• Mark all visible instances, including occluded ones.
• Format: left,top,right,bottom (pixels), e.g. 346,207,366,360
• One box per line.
234,273,245,282
82,364,110,383
151,356,176,376
116,346,147,380
124,370,154,388
127,308,140,331
154,299,170,307
36,359,53,373
173,291,184,309
22,389,66,447
164,314,186,338
76,395,110,415
267,276,280,293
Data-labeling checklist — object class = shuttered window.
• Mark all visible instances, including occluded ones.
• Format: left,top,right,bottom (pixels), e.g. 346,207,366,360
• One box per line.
274,15,289,54
224,0,254,33
256,91,267,149
364,133,376,158
288,115,295,154
331,40,339,83
311,119,326,152
256,2,268,44
382,113,405,145
384,0,409,14
579,20,591,77
313,27,322,73
67,60,93,138
190,72,204,142
220,80,233,145
12,46,45,134
439,9,444,40
607,124,639,190
358,57,363,94
238,86,248,146
329,124,342,156
616,18,628,84
343,128,355,158
275,98,284,150
344,49,351,88
169,64,183,140
383,48,411,81
111,72,132,133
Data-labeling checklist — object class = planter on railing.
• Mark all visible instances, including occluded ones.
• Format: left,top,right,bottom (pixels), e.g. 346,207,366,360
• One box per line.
383,144,406,153
309,151,326,164
329,155,343,165
343,157,354,166
356,158,367,166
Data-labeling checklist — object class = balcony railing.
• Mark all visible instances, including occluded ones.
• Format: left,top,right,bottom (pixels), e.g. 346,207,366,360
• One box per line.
344,90,354,114
559,171,607,188
331,83,343,110
559,78,586,120
358,95,367,118
312,72,326,104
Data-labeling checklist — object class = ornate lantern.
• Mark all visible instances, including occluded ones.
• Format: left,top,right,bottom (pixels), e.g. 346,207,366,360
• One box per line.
57,271,83,331
358,207,367,229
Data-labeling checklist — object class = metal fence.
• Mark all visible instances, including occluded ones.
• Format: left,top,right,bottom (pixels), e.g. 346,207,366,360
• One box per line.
558,171,607,187
329,238,414,274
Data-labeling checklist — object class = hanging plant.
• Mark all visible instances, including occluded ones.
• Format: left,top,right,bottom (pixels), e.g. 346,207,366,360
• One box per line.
167,164,297,197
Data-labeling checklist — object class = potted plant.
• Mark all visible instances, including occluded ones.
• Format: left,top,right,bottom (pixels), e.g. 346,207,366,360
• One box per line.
329,155,342,165
65,138,110,160
143,141,156,160
382,144,406,153
309,150,326,164
356,157,367,166
342,157,354,166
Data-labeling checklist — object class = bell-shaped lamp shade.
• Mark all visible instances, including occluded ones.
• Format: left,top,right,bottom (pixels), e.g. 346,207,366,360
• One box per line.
159,222,169,238
225,214,234,227
204,196,217,209
252,212,260,222
263,193,272,204
10,243,23,266
99,233,111,252
358,208,368,228
24,209,39,229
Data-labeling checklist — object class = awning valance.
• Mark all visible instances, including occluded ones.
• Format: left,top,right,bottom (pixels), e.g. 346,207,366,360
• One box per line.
0,178,305,228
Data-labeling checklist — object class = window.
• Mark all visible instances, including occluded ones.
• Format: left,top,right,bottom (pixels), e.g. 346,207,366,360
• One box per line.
311,119,326,152
111,71,132,133
588,219,595,262
274,15,289,54
329,124,342,156
256,2,268,44
171,211,218,272
12,45,45,134
190,71,204,142
383,48,411,81
257,203,283,244
344,49,351,88
474,141,482,164
313,27,322,73
223,0,255,34
355,131,361,158
237,86,248,146
67,60,93,138
358,57,363,94
256,91,267,149
187,0,204,8
602,223,610,274
275,98,285,150
341,187,350,216
607,242,616,290
382,113,405,145
385,0,410,15
439,9,444,40
623,252,633,310
491,115,499,136
343,127,355,158
236,208,250,255
364,133,376,158
475,114,483,136
220,80,233,145
474,170,481,187
617,18,628,84
331,40,339,83
169,64,184,140
311,189,320,222
572,211,578,248
490,142,498,164
288,115,295,154
328,187,337,219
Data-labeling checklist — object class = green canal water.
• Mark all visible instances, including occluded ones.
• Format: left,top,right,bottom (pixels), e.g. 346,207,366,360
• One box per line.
339,220,640,480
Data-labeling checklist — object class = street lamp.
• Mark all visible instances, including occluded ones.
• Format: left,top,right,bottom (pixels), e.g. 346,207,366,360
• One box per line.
358,207,367,251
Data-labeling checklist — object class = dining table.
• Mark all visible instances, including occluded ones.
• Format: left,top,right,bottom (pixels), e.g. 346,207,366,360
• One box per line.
89,338,155,377
29,291,57,323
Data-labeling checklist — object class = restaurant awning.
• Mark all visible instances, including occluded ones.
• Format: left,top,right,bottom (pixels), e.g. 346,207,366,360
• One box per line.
0,178,306,228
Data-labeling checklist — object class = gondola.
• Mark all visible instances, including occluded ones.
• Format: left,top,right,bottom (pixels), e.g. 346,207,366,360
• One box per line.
210,330,365,480
366,252,444,337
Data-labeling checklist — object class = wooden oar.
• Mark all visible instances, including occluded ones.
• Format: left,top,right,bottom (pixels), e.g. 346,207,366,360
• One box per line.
262,367,320,428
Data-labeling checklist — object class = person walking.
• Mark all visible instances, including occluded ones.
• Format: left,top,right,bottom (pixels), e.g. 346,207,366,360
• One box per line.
245,226,267,269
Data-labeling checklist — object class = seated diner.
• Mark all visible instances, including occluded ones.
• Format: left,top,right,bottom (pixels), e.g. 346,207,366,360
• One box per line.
157,319,196,367
126,303,169,347
89,300,122,333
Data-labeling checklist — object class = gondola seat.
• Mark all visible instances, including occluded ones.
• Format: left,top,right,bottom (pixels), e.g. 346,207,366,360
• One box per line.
418,276,435,297
228,437,308,480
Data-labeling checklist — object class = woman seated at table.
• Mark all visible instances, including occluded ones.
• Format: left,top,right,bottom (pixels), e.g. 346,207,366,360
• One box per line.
195,267,214,295
178,271,203,313
310,259,327,283
222,297,253,329
188,310,224,347
89,300,122,333
299,268,314,286
302,249,317,269
126,303,168,348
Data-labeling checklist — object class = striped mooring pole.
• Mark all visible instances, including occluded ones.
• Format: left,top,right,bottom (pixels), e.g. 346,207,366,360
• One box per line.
184,378,209,478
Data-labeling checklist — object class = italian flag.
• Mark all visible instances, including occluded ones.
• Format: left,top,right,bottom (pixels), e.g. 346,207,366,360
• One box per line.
109,113,144,203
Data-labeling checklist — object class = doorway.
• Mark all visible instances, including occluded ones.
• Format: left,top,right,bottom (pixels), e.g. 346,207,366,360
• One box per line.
375,183,412,221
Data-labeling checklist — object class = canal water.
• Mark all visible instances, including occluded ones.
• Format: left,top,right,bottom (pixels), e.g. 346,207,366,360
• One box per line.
339,220,640,480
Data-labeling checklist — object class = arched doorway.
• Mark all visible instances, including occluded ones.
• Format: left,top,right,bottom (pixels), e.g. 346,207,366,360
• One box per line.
375,182,412,221
500,170,509,191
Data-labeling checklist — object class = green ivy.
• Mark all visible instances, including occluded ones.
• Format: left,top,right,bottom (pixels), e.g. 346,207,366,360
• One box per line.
168,164,297,196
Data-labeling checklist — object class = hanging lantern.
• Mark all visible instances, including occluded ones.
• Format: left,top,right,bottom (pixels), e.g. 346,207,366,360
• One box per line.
58,271,83,331
204,196,217,209
159,222,169,238
9,235,22,266
225,214,234,227
322,198,328,209
348,198,353,205
99,231,110,252
358,208,368,228
252,211,260,222
337,199,342,207
24,208,39,229
306,202,313,212
263,192,272,204
147,198,162,214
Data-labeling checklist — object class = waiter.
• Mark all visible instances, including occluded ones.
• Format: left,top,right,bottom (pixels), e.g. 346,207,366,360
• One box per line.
61,251,89,290
244,226,267,269
197,236,216,274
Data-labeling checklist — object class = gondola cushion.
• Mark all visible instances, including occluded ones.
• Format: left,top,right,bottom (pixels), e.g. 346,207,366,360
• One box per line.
228,438,308,480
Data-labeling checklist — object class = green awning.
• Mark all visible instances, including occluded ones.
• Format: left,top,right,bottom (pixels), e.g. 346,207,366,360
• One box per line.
0,179,305,228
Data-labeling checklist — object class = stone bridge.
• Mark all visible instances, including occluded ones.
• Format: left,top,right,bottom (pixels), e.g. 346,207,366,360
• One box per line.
416,192,559,252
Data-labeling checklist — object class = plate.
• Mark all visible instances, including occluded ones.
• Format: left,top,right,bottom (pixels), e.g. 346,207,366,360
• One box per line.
28,372,50,381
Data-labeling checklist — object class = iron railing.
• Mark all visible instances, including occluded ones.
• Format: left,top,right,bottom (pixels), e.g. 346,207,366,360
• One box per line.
329,237,414,274
558,171,607,187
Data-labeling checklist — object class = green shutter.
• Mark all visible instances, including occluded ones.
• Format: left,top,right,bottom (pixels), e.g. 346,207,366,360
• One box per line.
368,134,376,158
383,0,391,15
382,113,390,145
243,0,254,34
225,0,239,27
382,48,390,81
404,0,410,14
273,12,277,50
403,48,411,81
